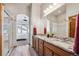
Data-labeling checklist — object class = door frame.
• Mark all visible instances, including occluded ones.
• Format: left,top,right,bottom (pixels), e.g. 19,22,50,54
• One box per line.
0,3,3,56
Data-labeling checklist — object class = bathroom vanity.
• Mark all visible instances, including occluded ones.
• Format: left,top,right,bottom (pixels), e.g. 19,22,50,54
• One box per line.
32,35,74,56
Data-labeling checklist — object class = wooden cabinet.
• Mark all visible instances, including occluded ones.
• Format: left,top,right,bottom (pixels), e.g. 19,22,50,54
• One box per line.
32,36,36,49
44,41,54,56
44,46,53,56
54,53,60,56
44,41,74,56
32,36,74,56
35,38,39,53
32,36,34,48
32,36,39,53
52,45,73,56
38,39,44,56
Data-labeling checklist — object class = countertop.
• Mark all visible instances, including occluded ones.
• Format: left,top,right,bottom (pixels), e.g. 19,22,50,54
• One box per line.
34,35,74,54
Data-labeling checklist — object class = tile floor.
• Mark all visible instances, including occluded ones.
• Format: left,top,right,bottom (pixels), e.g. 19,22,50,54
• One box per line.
10,45,37,56
4,40,9,56
17,40,28,46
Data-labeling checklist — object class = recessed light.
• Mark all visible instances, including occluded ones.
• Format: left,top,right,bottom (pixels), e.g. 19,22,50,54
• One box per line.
49,5,52,9
44,5,53,13
46,8,49,11
44,8,49,13
53,3,58,5
44,10,47,13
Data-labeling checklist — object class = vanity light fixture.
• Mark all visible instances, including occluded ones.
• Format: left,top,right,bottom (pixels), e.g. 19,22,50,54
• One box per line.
44,3,58,14
44,5,53,13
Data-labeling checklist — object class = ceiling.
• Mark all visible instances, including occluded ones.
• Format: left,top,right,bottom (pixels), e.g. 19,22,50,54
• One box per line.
48,4,66,17
45,4,66,23
4,3,31,17
4,3,31,7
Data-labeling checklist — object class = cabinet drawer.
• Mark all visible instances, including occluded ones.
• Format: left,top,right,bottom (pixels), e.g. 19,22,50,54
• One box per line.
39,39,44,48
38,39,44,56
39,47,43,56
44,41,54,50
33,39,36,49
52,45,73,56
44,41,74,56
54,53,60,56
36,39,39,52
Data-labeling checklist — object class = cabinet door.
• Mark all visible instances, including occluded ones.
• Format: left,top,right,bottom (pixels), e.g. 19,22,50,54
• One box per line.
44,46,53,56
32,36,34,48
39,39,44,56
54,53,60,56
36,38,39,53
33,37,36,49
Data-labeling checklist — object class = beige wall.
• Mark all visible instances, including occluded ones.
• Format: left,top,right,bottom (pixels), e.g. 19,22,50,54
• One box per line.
66,3,79,18
66,3,79,37
30,3,47,45
31,3,41,34
30,3,41,45
31,3,45,35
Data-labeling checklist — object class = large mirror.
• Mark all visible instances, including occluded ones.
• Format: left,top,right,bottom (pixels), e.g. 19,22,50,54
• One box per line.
46,5,67,37
45,4,78,39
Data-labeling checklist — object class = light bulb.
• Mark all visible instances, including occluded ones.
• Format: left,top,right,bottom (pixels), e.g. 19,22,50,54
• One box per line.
44,10,47,13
